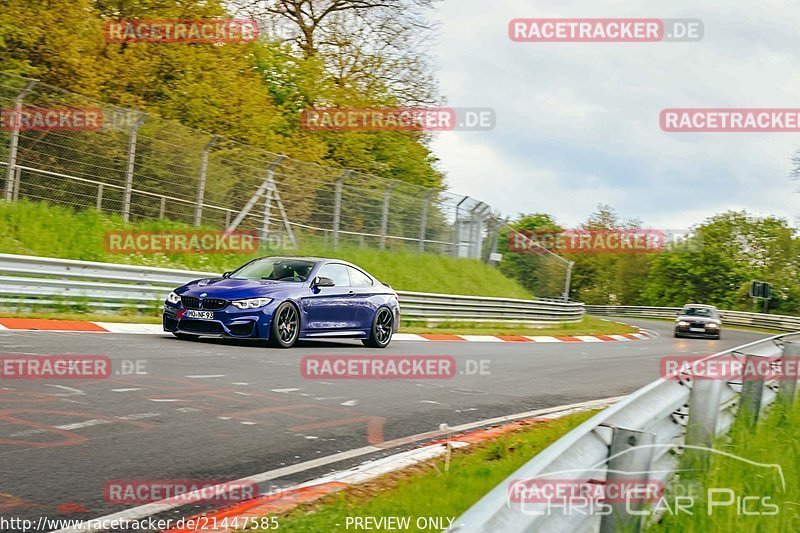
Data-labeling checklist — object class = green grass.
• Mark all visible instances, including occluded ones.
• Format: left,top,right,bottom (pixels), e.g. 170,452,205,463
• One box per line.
0,200,531,298
401,316,638,336
260,410,598,532
652,402,800,532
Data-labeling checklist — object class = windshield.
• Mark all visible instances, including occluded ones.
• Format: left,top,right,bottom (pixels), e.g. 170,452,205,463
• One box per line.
231,258,315,282
681,307,714,317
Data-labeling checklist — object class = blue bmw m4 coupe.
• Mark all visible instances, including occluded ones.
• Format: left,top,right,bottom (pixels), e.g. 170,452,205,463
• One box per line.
163,257,400,348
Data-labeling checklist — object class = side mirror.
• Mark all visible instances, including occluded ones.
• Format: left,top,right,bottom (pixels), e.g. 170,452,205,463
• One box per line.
222,271,232,278
312,276,335,288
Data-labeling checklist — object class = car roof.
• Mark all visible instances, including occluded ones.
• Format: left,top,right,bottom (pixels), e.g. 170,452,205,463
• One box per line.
252,256,362,269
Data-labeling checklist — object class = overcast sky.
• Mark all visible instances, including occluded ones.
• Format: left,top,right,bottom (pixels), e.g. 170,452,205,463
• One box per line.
429,0,800,229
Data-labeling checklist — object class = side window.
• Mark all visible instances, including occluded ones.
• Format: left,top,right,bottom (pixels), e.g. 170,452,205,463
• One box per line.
317,264,350,286
348,267,373,287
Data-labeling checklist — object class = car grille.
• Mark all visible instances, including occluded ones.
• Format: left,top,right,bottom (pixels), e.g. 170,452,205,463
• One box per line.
178,320,225,334
181,296,227,310
690,322,708,328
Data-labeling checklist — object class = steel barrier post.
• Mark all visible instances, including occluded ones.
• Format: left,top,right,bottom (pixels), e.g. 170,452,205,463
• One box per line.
739,353,766,426
684,378,725,471
599,426,656,533
778,341,799,407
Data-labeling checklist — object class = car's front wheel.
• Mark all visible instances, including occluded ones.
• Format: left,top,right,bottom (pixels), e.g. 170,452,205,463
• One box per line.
268,302,300,348
362,307,394,348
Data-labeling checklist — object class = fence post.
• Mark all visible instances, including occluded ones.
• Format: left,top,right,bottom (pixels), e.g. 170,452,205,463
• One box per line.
418,189,436,252
5,80,37,201
194,135,219,227
778,341,799,407
96,183,104,211
739,353,766,427
12,166,21,201
159,196,166,219
379,180,398,249
332,170,351,249
599,426,656,533
122,114,145,222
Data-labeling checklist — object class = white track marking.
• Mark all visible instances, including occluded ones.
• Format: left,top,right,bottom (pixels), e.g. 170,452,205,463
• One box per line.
340,399,359,406
111,388,141,392
55,419,109,431
524,335,563,342
51,396,623,532
271,388,300,393
185,374,225,379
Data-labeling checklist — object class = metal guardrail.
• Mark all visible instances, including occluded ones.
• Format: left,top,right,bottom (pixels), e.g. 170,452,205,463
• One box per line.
587,305,800,332
452,332,800,532
0,254,585,324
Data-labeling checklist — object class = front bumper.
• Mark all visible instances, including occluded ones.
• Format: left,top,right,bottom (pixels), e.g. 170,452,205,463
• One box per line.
675,325,720,337
163,303,277,339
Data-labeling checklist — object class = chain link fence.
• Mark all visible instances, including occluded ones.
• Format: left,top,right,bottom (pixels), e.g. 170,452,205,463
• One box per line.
0,71,572,299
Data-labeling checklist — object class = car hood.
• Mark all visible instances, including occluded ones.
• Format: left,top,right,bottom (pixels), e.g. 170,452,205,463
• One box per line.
179,277,300,297
676,315,720,324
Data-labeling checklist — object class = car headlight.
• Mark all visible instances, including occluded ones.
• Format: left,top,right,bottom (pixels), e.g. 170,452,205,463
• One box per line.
706,323,718,328
677,321,688,326
166,291,181,304
231,298,273,309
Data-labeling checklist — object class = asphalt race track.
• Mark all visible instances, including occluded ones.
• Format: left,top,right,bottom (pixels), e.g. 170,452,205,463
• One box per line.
0,318,771,529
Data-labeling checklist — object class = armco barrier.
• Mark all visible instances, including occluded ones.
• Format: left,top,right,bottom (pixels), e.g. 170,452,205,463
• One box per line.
587,304,800,332
0,253,585,324
451,332,800,532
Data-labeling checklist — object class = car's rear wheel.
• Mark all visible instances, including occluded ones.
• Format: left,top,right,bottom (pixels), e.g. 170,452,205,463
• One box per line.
362,307,394,348
268,302,300,348
173,332,199,341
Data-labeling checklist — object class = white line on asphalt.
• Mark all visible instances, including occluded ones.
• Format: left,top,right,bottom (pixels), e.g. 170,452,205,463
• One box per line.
55,419,109,431
271,388,300,393
44,384,85,396
148,399,183,402
117,413,160,420
50,396,624,533
340,399,358,406
111,388,142,392
185,374,225,379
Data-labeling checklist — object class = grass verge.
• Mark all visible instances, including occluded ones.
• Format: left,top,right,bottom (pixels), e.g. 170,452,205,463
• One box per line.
652,401,800,532
0,200,531,298
261,410,598,532
401,316,638,336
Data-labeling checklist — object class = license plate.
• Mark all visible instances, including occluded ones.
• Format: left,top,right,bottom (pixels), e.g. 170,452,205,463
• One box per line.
689,327,706,333
186,310,214,320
